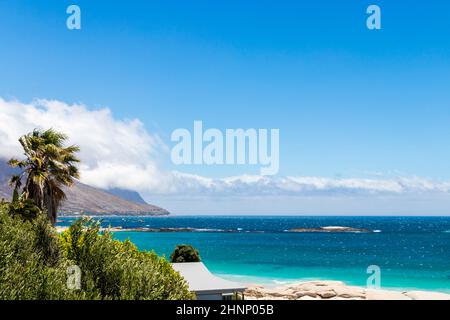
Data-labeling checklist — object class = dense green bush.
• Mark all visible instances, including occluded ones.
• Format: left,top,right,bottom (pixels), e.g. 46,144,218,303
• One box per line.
60,218,195,300
170,244,201,263
0,202,77,299
0,202,194,300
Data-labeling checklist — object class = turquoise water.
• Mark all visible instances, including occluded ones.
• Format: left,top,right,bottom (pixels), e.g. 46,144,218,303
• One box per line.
58,216,450,292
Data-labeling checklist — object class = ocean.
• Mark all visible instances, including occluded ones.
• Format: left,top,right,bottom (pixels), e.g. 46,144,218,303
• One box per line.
58,216,450,292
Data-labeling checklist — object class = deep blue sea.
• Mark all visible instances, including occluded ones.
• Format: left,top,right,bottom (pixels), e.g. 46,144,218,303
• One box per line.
58,216,450,292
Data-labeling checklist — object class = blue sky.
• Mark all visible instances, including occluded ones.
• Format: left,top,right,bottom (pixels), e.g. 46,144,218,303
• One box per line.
1,1,450,214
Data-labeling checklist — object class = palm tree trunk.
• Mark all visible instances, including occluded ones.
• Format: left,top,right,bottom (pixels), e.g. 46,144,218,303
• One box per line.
44,189,56,225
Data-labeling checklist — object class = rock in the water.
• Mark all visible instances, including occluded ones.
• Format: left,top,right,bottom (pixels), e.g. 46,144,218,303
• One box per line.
288,226,372,233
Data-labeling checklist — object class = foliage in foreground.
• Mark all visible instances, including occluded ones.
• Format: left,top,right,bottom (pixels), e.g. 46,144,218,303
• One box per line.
170,244,201,263
60,218,194,300
0,202,75,299
0,202,194,300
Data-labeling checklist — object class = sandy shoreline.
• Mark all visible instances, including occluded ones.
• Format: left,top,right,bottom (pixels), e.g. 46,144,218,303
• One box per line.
244,280,450,300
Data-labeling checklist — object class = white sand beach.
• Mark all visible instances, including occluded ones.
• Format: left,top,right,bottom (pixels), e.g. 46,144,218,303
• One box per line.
244,280,450,300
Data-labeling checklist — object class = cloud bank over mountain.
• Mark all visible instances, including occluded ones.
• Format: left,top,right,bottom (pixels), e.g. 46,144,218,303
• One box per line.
0,97,171,192
1,97,450,214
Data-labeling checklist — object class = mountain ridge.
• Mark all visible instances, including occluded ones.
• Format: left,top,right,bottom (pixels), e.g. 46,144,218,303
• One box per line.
106,188,148,205
0,160,168,216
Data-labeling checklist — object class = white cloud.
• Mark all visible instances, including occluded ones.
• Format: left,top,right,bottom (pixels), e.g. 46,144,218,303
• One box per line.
0,97,171,192
161,174,450,197
1,97,450,205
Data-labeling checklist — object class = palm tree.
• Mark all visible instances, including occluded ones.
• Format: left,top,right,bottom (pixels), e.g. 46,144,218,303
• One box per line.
8,129,80,224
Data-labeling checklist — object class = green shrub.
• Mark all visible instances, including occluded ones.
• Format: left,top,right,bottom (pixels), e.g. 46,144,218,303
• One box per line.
59,218,195,300
0,202,78,299
7,196,41,222
170,244,201,263
0,202,194,300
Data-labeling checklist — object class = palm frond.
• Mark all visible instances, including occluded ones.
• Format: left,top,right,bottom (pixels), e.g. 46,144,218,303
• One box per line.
11,128,80,224
9,174,23,191
8,158,26,168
